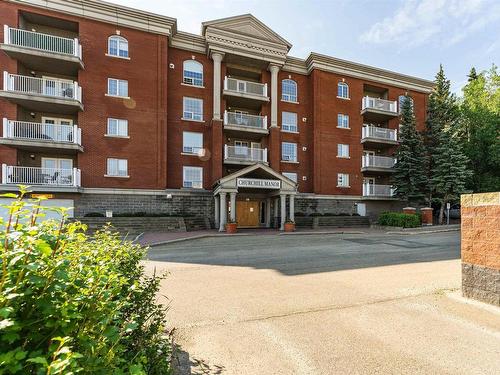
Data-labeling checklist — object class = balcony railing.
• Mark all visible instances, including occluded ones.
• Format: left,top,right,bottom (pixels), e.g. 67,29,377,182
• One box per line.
363,183,395,197
224,77,268,98
362,125,398,142
362,155,396,169
362,96,398,114
3,25,82,58
223,111,267,130
2,72,82,102
224,145,267,163
2,118,82,145
1,164,81,187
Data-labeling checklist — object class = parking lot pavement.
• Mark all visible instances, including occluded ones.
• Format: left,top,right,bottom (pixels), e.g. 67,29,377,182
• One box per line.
145,232,500,375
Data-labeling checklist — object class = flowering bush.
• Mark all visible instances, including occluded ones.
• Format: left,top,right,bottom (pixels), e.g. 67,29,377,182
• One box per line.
0,187,171,374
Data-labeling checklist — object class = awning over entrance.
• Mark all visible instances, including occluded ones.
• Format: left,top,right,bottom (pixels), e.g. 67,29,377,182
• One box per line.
213,163,297,231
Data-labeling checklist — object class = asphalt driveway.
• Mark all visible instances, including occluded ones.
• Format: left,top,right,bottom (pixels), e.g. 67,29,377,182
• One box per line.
145,232,500,374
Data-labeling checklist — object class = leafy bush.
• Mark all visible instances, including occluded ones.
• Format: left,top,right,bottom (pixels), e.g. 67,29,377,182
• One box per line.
377,211,421,228
0,188,171,374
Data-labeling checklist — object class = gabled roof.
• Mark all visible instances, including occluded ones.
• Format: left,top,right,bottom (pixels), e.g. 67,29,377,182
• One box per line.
202,14,292,50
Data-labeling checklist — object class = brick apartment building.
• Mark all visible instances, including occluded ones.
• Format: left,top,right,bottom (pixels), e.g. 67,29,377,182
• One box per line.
0,0,433,230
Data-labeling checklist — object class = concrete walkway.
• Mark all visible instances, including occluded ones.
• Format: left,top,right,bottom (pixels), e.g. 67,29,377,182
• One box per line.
145,231,499,375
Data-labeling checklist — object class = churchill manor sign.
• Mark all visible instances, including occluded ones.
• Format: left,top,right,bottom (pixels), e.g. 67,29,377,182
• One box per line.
237,178,281,189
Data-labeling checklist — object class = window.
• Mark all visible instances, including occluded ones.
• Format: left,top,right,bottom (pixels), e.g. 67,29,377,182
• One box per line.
283,172,298,183
337,173,349,187
398,95,414,114
107,78,128,97
183,166,203,188
183,97,203,121
282,79,297,102
337,144,349,158
183,132,203,154
337,114,349,129
183,60,203,87
107,118,128,137
337,82,349,99
107,158,128,177
282,142,297,162
282,112,298,132
108,35,129,58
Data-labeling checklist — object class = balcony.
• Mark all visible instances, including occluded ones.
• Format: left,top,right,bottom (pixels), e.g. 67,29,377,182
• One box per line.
223,111,268,135
223,77,269,104
224,145,268,165
362,183,395,199
1,164,81,191
361,96,398,121
1,26,83,75
0,119,82,152
361,155,396,173
0,72,83,114
361,125,398,146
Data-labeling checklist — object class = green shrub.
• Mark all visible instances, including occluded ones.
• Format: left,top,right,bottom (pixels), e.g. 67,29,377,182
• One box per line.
377,211,421,228
0,187,171,374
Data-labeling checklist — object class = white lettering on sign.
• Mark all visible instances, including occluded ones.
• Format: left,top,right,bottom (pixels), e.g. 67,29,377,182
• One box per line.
237,178,281,189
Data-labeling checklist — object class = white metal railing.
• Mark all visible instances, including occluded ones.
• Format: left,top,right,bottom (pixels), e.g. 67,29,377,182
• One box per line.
1,164,81,187
362,155,396,169
224,145,267,163
2,72,82,102
362,96,398,114
224,76,268,97
362,125,398,142
363,183,395,197
223,111,267,130
3,25,82,58
2,118,81,145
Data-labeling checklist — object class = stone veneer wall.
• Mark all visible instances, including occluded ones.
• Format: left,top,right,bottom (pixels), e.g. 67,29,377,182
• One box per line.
461,192,500,306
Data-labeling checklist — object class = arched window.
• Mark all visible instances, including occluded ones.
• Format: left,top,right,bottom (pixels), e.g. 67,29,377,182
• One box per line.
282,79,297,102
337,82,349,99
398,95,414,113
108,35,129,58
183,60,203,87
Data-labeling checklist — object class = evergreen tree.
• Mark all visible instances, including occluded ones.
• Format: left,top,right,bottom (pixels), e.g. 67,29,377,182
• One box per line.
392,95,427,204
467,67,478,82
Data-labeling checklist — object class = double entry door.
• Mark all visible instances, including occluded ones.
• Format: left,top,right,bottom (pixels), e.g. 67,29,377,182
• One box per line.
236,200,260,227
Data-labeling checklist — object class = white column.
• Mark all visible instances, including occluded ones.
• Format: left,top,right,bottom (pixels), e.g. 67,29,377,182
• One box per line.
230,192,237,222
212,52,224,121
219,192,227,232
1,164,7,184
274,197,279,228
289,194,295,222
269,64,280,128
214,195,220,229
265,197,271,228
280,194,286,230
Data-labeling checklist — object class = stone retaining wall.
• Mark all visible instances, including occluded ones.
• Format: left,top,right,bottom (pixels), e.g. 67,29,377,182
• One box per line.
461,192,500,306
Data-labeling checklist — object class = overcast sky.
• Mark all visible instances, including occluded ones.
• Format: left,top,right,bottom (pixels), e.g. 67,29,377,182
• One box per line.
106,0,500,93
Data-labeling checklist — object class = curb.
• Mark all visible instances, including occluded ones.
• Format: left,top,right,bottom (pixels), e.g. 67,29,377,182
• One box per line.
148,232,257,247
279,231,366,236
386,227,460,235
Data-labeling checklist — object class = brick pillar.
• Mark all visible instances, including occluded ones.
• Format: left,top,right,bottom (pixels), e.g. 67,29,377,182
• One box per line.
461,192,500,306
403,207,416,215
211,120,223,183
268,126,281,170
420,207,433,225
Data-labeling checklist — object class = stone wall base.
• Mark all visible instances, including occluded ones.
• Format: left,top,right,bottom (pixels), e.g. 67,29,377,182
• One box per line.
462,263,500,306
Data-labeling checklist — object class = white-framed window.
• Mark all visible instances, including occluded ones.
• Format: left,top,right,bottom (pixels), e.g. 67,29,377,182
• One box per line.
108,35,129,58
282,172,298,183
183,60,203,87
107,158,128,177
183,97,203,121
282,142,297,162
107,118,128,137
398,95,414,114
337,82,349,99
337,173,349,187
183,166,203,188
337,144,349,158
282,79,297,102
337,114,349,129
183,131,203,154
107,78,128,97
282,112,298,132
